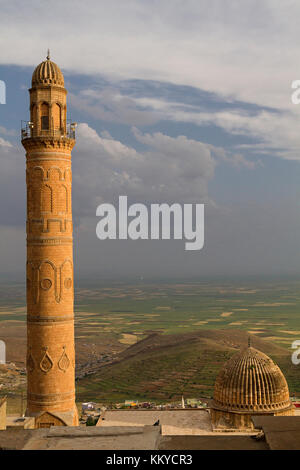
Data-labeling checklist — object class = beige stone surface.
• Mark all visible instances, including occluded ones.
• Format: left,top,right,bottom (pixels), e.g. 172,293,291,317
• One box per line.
21,56,78,426
96,409,258,436
97,409,212,435
22,426,160,450
0,424,265,450
252,416,300,450
6,416,35,429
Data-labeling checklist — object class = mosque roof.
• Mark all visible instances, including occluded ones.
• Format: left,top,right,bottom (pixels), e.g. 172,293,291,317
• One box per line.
212,345,292,413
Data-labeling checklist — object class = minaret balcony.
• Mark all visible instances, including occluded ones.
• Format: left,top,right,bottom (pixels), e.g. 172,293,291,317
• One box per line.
21,120,76,141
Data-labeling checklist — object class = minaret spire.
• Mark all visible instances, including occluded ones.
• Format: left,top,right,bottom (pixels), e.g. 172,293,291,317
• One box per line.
248,336,251,348
46,48,50,60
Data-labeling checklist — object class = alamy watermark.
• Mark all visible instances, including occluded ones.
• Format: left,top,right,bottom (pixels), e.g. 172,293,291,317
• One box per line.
96,196,204,251
0,340,5,364
291,340,300,365
0,80,6,104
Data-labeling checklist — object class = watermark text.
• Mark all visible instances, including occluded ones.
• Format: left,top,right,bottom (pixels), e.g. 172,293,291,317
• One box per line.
0,80,5,104
96,196,204,251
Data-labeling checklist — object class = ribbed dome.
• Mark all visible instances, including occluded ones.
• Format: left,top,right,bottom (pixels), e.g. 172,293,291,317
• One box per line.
212,346,292,414
32,56,64,88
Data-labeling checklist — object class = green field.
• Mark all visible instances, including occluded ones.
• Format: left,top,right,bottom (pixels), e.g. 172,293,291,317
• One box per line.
1,279,300,403
1,279,300,348
73,279,300,350
75,328,300,403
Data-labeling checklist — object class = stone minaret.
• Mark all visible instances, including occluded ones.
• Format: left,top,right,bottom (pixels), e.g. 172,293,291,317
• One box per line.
21,53,78,426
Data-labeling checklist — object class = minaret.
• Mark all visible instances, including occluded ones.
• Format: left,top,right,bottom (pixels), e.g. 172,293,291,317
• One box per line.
21,53,78,426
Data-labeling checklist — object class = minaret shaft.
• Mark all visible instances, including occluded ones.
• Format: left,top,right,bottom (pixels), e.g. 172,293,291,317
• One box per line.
22,57,78,426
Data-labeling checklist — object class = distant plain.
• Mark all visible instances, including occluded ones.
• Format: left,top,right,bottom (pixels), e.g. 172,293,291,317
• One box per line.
0,279,299,404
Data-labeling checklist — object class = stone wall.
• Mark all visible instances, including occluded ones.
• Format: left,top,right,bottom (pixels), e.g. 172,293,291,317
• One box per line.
211,405,295,431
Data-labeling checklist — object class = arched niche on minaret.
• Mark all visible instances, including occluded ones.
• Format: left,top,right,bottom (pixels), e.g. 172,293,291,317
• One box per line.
52,102,62,131
56,184,68,214
40,102,50,130
30,104,37,126
41,184,52,213
63,105,67,132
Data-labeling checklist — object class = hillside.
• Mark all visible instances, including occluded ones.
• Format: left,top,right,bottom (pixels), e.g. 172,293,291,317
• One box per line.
76,329,299,403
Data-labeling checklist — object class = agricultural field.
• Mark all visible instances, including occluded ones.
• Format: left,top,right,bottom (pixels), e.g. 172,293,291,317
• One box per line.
76,329,299,403
74,279,300,350
0,279,300,403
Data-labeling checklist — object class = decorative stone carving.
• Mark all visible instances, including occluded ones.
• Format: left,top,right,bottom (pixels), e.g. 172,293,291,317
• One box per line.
41,184,53,212
27,258,73,304
40,278,52,290
58,346,70,372
64,278,72,289
40,347,54,373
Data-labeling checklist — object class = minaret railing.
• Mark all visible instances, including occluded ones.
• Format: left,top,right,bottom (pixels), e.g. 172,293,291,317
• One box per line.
21,120,76,140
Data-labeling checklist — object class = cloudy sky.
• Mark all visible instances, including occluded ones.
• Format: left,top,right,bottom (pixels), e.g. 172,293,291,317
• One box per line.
1,0,300,281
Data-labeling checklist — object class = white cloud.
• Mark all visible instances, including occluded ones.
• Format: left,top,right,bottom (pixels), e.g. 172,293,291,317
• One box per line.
0,140,25,226
68,84,300,161
2,0,300,164
0,137,13,149
193,109,300,160
73,123,217,217
0,126,17,137
0,0,299,109
127,95,300,160
0,122,252,230
69,88,160,126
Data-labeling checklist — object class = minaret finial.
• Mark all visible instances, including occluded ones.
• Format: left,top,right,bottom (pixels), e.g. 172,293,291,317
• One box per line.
248,336,251,348
46,49,50,60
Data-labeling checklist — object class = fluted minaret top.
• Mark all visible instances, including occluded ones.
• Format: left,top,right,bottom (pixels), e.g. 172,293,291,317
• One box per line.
32,54,64,88
212,346,292,413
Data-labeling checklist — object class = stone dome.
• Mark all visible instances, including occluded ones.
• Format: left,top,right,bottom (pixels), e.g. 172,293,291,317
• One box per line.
32,54,64,88
212,346,292,414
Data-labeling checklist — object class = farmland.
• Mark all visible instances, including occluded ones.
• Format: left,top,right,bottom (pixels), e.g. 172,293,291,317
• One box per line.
0,278,300,403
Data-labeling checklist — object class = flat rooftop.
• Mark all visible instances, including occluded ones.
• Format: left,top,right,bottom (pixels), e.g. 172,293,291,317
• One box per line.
0,414,299,449
253,416,300,450
0,425,267,450
97,409,212,435
97,409,257,436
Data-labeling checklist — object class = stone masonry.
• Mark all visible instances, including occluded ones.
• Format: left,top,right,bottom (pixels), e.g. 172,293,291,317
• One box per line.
21,54,78,426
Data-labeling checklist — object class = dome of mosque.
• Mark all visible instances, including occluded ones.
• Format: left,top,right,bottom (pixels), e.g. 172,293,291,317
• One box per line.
212,346,292,413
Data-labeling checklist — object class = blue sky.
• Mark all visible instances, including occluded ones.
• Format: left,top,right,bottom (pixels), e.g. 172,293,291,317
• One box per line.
1,0,300,280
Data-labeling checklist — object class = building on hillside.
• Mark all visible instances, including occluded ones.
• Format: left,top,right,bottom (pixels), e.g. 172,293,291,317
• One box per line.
186,399,206,408
124,400,138,408
82,402,97,412
211,344,294,430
